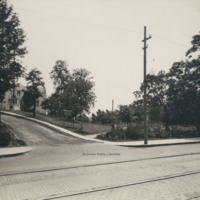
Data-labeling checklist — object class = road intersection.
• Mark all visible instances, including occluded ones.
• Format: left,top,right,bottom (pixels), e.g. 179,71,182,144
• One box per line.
0,114,200,200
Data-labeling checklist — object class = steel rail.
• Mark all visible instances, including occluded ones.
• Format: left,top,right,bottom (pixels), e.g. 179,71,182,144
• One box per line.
1,152,200,177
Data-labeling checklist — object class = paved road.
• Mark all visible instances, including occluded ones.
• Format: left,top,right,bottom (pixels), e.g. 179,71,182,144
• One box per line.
1,115,200,200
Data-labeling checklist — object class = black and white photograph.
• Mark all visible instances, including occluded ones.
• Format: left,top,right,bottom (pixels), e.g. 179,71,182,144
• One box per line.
0,0,200,199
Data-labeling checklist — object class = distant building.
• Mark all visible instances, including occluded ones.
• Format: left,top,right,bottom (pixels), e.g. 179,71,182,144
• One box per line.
1,84,47,114
149,68,155,75
35,86,47,114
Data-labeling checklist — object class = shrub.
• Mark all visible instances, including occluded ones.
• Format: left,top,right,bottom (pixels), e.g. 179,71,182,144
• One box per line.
148,124,168,138
97,124,200,141
97,129,126,141
125,125,142,140
0,128,11,147
169,128,199,138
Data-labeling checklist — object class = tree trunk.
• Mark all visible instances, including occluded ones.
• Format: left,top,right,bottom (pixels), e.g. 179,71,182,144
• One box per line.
33,100,36,117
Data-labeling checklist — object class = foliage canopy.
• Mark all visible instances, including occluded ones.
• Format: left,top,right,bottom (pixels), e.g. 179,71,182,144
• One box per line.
0,0,27,101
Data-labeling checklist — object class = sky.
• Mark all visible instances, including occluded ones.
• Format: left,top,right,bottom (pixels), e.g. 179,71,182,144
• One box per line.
8,0,200,114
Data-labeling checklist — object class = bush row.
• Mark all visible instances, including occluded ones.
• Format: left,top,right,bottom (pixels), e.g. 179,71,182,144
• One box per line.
97,126,142,141
96,125,200,141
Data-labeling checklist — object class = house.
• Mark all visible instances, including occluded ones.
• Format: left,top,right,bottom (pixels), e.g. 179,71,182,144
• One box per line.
1,84,47,114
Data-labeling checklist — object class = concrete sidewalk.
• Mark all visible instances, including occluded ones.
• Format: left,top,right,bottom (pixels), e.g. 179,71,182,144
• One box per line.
105,137,200,147
1,111,200,158
85,133,200,147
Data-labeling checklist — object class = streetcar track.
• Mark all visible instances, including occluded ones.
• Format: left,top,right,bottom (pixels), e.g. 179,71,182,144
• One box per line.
1,152,200,177
40,170,200,199
187,196,200,200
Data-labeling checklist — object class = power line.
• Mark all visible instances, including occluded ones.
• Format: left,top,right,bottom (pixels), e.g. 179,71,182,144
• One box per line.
148,24,192,38
153,34,190,48
15,7,141,35
15,7,191,48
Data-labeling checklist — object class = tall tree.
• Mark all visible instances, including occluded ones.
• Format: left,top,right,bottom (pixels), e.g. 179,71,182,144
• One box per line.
25,68,45,117
0,0,27,102
186,32,200,57
168,59,200,129
48,61,96,118
50,60,70,93
21,90,34,112
146,71,171,130
67,68,96,117
134,71,171,130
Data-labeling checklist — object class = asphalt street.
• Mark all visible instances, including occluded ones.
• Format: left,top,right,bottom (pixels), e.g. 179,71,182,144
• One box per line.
1,115,200,200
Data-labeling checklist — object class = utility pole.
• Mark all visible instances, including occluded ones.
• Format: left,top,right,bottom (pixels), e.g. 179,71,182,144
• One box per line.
111,99,115,131
142,26,151,145
112,100,114,112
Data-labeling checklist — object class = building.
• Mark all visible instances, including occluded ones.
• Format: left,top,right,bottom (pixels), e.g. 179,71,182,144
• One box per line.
1,84,47,114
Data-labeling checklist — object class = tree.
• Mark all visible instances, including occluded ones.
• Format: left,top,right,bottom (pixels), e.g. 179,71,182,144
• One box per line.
167,59,200,130
118,105,132,125
41,93,60,116
21,90,34,112
50,60,70,93
66,68,96,117
146,71,172,130
186,32,200,57
0,0,27,103
47,60,96,118
129,100,144,124
133,71,171,130
92,109,114,124
164,31,200,131
24,68,45,117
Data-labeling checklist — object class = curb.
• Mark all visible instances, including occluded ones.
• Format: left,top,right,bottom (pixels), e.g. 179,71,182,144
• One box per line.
0,146,32,158
117,141,200,148
102,139,200,148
